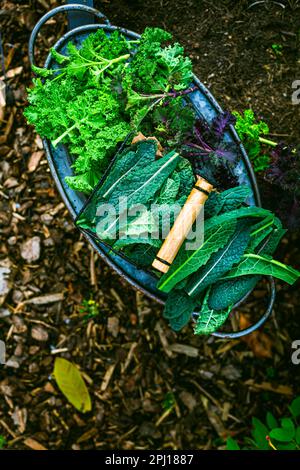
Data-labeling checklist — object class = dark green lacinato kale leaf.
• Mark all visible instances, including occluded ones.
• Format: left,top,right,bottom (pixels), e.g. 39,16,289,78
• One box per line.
113,236,162,250
94,145,181,241
158,219,237,293
205,185,252,218
76,141,194,260
122,244,158,267
223,253,300,285
158,206,273,294
98,140,155,200
186,221,252,298
77,140,157,226
104,150,180,208
173,158,195,200
194,289,231,335
156,173,181,205
163,289,197,331
208,276,258,311
204,205,273,230
208,220,287,310
247,215,284,253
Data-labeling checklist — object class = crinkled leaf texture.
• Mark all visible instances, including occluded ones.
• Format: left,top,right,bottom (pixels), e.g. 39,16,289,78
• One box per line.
209,220,286,310
205,185,251,218
223,253,300,285
186,221,252,298
194,289,230,335
96,148,181,241
163,289,197,332
158,219,237,293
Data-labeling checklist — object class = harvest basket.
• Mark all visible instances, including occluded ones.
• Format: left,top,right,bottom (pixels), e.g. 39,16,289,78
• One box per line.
28,3,276,338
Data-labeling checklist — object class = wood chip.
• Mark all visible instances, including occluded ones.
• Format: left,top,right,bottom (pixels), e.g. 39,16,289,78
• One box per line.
200,395,226,438
90,247,97,287
31,325,49,342
100,364,116,392
155,322,173,358
244,379,293,395
4,109,15,136
24,438,47,450
179,390,197,412
77,428,98,444
107,316,119,338
122,342,138,373
6,66,23,78
27,151,44,173
24,292,64,305
169,343,199,357
110,288,125,310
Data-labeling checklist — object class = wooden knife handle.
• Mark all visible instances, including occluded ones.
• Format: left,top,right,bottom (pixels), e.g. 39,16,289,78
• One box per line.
152,176,214,273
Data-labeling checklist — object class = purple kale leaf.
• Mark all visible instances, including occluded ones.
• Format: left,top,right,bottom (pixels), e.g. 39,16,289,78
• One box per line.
264,144,300,230
182,111,240,189
211,111,236,143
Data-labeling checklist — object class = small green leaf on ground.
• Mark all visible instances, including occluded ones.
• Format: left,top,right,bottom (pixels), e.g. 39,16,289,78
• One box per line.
226,437,240,450
289,396,300,418
53,357,92,413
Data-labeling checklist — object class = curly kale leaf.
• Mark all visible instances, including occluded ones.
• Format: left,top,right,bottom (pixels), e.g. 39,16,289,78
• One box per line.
78,29,130,61
65,168,102,194
232,109,271,172
128,27,192,93
24,77,82,141
155,43,193,91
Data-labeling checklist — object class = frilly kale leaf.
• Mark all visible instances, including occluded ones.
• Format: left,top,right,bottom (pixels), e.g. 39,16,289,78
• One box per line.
128,27,192,93
232,109,271,172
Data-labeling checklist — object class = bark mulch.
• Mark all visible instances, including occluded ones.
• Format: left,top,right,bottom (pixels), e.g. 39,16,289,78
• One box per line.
0,0,300,450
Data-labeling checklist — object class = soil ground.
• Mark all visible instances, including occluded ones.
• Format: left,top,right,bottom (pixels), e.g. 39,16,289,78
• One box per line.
0,0,300,450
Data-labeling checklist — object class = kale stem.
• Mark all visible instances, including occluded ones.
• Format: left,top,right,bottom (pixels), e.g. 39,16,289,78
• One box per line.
110,53,130,64
134,96,164,128
52,123,77,147
259,136,278,147
50,70,67,82
94,53,130,75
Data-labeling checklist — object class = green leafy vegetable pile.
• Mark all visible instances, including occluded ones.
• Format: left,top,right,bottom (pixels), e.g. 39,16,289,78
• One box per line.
25,26,300,336
25,28,195,193
77,140,300,336
158,192,299,335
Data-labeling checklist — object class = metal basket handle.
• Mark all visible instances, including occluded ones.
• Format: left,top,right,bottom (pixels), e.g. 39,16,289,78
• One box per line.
28,4,110,67
212,276,276,339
